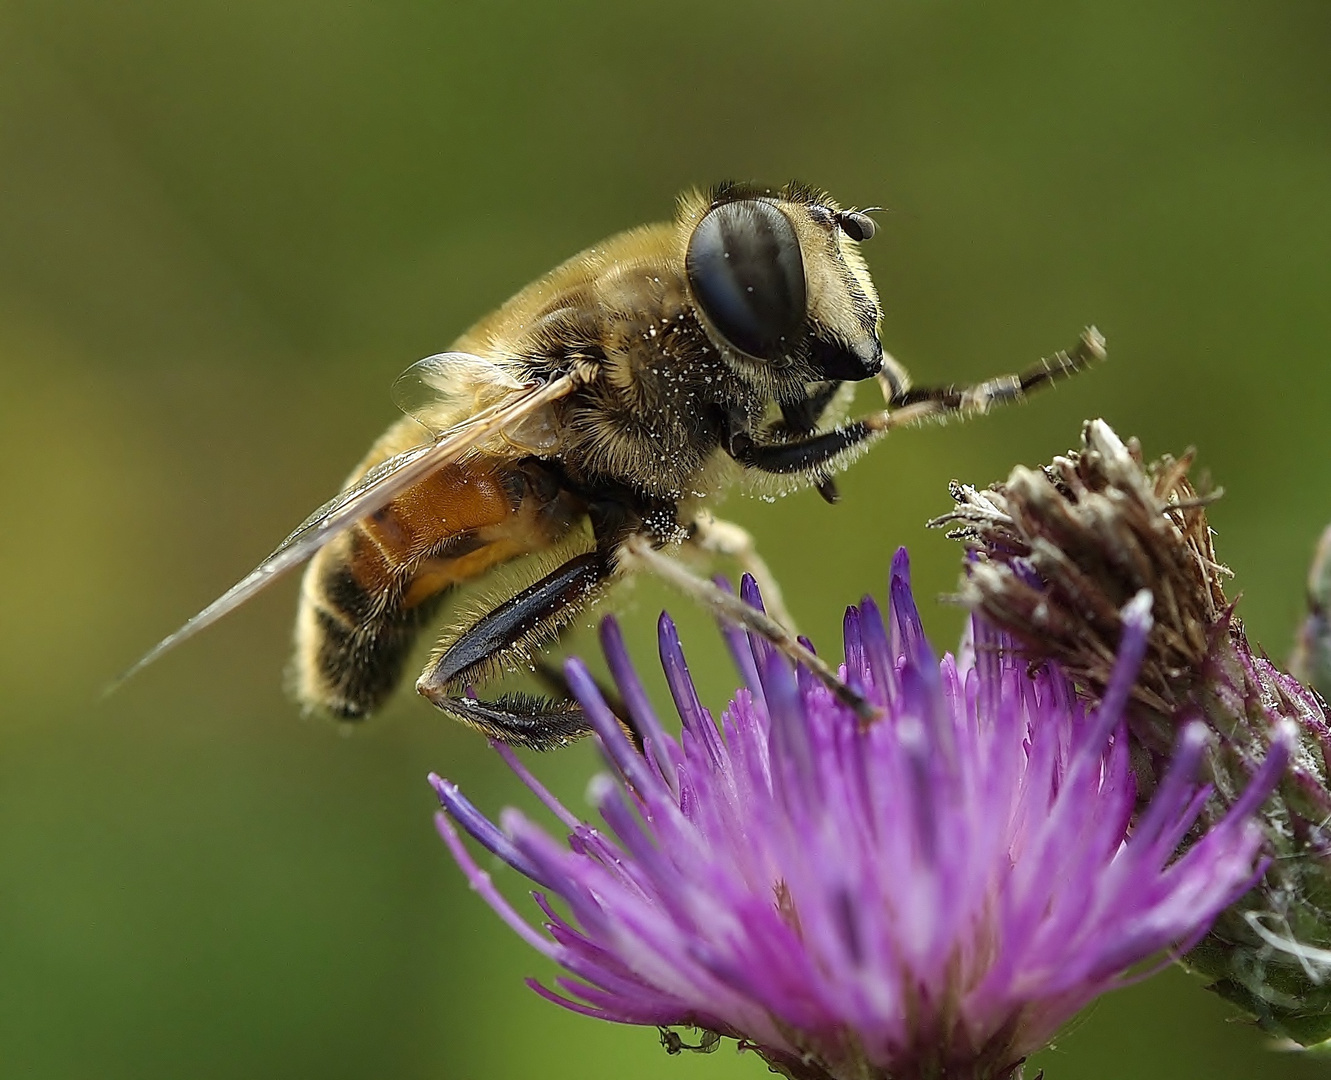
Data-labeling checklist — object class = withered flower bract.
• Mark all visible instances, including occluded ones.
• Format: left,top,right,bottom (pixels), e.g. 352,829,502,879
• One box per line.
432,550,1286,1078
936,419,1331,1045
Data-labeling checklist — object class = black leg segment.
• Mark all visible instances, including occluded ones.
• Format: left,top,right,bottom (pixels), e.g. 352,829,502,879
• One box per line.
414,475,687,750
415,547,623,749
430,692,593,752
775,382,845,502
728,424,875,476
419,549,609,693
727,328,1106,480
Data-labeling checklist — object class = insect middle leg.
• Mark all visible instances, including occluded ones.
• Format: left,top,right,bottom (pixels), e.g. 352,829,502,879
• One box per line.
418,524,877,745
619,536,877,725
684,512,797,632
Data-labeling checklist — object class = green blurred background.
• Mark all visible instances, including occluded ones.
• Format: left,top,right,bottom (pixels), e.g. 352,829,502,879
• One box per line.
3,1,1331,1077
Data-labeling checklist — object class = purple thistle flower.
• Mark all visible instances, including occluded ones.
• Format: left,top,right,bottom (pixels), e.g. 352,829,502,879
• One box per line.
431,550,1291,1080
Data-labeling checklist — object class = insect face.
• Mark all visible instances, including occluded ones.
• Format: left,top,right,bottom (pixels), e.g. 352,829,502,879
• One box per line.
682,187,885,388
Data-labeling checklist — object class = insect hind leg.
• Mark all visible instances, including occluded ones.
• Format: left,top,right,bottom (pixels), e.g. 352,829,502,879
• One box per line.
419,484,680,749
433,691,595,752
431,674,640,754
416,549,620,749
531,657,637,744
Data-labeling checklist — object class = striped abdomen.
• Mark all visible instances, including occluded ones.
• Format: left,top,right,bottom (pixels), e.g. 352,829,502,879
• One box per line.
293,451,578,718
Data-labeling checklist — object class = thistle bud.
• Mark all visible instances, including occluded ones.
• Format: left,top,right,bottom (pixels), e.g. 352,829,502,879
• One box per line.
933,419,1331,1046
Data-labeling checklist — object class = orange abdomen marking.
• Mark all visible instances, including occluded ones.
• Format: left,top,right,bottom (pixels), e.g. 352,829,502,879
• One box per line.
364,462,513,551
294,454,580,719
293,458,519,719
349,459,518,603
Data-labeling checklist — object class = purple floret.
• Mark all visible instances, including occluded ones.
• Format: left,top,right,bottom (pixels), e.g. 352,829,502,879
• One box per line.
432,548,1290,1080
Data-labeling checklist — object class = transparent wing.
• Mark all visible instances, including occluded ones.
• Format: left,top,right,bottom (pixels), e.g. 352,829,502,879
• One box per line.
113,368,581,690
392,352,531,435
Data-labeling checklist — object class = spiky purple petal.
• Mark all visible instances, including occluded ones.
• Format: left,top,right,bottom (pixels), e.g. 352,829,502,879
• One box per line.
432,549,1285,1080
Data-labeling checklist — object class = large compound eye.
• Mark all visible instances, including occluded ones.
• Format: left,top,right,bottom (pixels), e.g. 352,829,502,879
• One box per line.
685,200,806,361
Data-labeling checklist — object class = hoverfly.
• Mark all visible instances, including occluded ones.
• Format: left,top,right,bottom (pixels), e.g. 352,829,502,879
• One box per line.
126,182,1103,747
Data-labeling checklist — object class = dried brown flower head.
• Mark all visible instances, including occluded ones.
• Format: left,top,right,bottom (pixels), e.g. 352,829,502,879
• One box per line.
934,419,1331,1046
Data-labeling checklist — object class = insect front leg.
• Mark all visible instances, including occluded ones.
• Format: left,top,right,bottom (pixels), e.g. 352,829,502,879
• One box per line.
727,328,1106,481
880,326,1105,420
773,382,848,504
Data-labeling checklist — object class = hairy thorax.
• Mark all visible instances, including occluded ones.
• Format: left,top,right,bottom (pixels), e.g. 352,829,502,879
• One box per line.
558,300,755,501
457,225,764,504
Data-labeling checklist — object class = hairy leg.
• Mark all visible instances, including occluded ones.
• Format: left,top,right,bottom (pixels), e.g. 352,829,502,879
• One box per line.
684,512,797,633
619,535,877,726
729,328,1105,478
414,550,615,748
